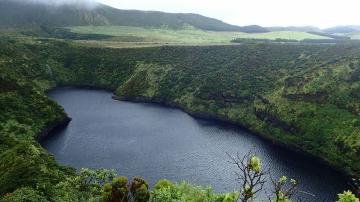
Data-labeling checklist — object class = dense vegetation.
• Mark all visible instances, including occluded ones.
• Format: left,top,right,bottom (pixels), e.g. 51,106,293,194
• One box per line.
0,0,267,33
1,1,360,200
0,67,73,199
0,36,360,200
21,26,114,40
0,37,241,201
19,39,359,177
108,44,360,180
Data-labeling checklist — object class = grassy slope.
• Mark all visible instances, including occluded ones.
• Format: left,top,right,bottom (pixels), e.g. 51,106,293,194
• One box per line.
69,26,330,45
350,33,360,40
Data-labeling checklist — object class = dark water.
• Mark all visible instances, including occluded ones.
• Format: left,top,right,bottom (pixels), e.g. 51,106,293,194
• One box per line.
42,88,348,201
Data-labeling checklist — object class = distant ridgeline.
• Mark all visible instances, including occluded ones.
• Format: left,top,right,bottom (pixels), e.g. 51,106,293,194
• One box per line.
231,35,360,44
1,0,359,43
0,0,268,33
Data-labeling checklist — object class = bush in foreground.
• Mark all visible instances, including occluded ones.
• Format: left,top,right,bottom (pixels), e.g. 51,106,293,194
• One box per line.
338,191,360,202
150,181,238,202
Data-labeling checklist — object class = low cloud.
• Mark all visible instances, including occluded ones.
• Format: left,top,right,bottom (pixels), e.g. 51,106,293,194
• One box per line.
12,0,99,8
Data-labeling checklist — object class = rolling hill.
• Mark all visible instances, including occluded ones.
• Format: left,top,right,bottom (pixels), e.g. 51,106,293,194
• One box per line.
323,25,360,34
0,0,268,33
267,26,321,32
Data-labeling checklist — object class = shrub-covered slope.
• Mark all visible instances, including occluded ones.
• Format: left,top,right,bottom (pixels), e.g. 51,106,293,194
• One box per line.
113,45,360,177
0,71,73,198
0,37,360,199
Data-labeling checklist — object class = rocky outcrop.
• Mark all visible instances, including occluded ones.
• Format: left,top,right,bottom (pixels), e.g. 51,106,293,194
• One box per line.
36,116,72,141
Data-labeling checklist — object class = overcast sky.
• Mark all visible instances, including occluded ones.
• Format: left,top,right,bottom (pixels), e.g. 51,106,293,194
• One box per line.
97,0,359,28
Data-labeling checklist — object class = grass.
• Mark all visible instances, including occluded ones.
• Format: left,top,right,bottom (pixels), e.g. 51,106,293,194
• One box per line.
349,33,360,40
69,26,330,46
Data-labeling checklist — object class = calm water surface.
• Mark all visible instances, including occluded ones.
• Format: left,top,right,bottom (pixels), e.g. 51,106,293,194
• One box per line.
42,88,348,201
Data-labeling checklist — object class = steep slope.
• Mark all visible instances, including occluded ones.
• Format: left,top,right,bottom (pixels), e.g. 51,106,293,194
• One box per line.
0,68,73,197
0,37,359,183
0,0,268,32
0,0,109,27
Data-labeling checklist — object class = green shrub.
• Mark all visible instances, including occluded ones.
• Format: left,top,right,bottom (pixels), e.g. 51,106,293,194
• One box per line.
101,176,150,202
337,191,360,202
0,187,48,202
150,181,238,202
153,179,174,190
130,177,150,202
112,176,129,202
102,183,113,202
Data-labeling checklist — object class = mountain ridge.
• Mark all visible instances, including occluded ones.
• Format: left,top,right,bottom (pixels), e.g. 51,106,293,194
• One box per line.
0,0,269,33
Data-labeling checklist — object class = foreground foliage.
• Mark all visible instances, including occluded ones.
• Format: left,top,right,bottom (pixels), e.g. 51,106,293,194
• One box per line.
338,191,360,202
151,181,238,202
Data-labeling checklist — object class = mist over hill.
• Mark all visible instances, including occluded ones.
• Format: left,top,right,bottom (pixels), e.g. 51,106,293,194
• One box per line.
0,0,269,32
8,0,98,7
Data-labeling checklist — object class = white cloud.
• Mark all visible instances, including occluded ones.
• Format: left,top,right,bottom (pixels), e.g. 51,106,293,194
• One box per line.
18,0,98,8
97,0,360,28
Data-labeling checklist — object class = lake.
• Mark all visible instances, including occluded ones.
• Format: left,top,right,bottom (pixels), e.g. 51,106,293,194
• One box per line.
42,88,348,201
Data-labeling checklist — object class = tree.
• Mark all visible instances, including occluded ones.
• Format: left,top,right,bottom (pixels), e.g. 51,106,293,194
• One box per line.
227,151,269,202
102,176,150,202
227,151,311,202
0,187,48,202
337,191,360,202
130,177,150,202
270,176,298,202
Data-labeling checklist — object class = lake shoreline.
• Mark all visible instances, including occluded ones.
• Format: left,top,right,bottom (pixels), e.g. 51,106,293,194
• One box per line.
113,94,359,196
36,116,72,141
43,86,358,196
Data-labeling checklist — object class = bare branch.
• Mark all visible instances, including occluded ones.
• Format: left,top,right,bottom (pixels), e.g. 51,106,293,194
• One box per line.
227,151,267,202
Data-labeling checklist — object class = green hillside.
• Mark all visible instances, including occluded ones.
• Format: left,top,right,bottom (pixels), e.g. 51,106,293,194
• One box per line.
1,37,360,175
0,0,341,47
66,26,330,47
1,34,360,200
0,0,267,33
1,1,360,201
1,26,331,48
